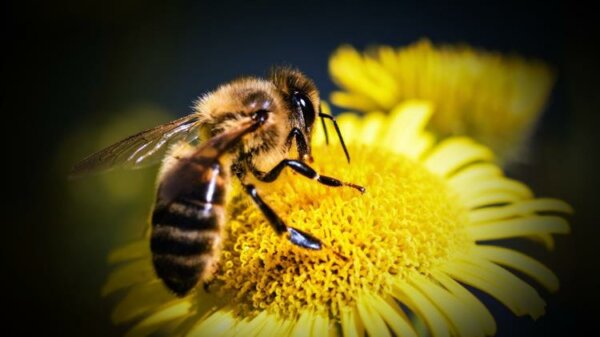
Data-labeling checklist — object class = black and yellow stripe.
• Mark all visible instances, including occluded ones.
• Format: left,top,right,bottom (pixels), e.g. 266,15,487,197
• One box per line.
151,160,227,296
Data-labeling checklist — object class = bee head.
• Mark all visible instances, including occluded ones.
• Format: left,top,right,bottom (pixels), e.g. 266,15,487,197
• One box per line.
269,67,320,162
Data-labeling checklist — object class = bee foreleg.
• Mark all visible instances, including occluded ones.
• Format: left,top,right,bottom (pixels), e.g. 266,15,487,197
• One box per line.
242,183,322,250
285,127,312,162
252,160,365,193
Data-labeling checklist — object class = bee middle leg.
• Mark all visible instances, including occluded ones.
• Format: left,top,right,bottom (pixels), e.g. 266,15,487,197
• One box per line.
252,159,365,193
242,183,322,250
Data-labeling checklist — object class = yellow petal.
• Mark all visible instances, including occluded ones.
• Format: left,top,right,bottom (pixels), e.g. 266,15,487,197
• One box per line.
424,138,494,177
468,198,573,224
363,56,400,108
290,311,315,337
391,279,451,337
334,113,362,146
443,257,546,318
448,163,502,191
376,46,402,78
356,293,392,337
234,310,270,337
329,45,389,109
410,274,484,337
457,178,533,203
467,215,570,241
341,306,364,337
107,240,148,265
124,300,191,337
111,281,173,324
311,313,330,337
474,246,559,291
102,258,155,296
464,191,524,209
330,91,379,112
382,101,434,159
186,309,237,337
366,293,418,337
526,233,555,250
357,112,387,146
432,271,496,335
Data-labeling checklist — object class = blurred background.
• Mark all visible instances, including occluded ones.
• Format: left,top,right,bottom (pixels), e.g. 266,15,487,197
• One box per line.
5,0,598,336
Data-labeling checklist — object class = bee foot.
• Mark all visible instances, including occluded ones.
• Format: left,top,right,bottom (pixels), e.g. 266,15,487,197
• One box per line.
287,227,322,250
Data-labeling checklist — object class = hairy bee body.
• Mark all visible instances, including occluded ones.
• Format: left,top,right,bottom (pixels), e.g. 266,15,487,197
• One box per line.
146,76,293,295
150,144,229,296
71,67,362,297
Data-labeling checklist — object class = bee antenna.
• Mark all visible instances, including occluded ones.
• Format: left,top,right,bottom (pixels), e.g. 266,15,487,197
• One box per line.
319,111,350,163
320,112,330,145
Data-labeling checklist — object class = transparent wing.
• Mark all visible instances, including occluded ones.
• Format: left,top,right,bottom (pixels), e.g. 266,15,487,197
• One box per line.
156,115,267,206
70,114,202,177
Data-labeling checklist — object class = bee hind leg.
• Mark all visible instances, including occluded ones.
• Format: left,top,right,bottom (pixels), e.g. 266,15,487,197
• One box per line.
242,183,322,250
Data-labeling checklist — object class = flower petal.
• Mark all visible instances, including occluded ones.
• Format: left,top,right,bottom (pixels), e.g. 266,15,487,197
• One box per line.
432,271,496,335
187,309,237,337
442,256,546,318
329,46,388,109
111,281,173,324
410,274,485,337
366,293,418,337
341,306,364,337
107,240,148,265
290,311,315,337
424,138,494,177
310,313,330,337
330,91,379,112
102,258,155,296
456,178,533,203
464,192,524,209
474,246,559,291
391,278,451,337
358,112,388,146
448,163,502,191
468,198,573,224
467,215,570,241
526,233,555,250
335,113,362,146
377,46,402,79
382,101,435,159
124,300,191,337
234,310,270,337
363,56,400,106
356,293,392,337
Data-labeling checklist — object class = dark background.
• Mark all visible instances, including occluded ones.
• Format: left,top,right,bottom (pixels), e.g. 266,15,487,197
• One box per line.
5,0,598,336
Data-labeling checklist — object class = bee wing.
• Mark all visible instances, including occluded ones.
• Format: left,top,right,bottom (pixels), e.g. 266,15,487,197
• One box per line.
191,114,263,159
70,114,202,177
157,116,263,206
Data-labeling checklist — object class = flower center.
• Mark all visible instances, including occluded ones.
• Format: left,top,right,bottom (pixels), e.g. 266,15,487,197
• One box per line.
214,144,471,319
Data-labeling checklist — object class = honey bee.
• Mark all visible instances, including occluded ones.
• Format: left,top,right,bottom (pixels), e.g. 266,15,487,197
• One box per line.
71,67,365,296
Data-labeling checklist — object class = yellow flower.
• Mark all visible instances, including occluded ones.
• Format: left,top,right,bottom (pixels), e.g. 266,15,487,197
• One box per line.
103,102,570,337
329,39,555,162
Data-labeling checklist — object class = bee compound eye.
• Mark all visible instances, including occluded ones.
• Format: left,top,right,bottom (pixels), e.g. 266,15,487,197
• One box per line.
291,92,316,129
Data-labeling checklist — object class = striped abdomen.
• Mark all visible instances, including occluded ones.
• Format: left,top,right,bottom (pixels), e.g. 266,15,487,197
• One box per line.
151,160,228,296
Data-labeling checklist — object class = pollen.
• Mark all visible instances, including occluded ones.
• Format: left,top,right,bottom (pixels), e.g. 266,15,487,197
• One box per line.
215,143,471,319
